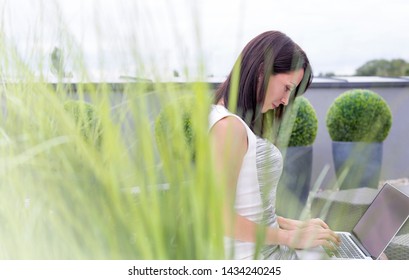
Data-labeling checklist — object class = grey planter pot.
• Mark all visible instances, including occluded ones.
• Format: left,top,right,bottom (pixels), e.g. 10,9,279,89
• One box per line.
277,145,313,219
332,141,383,190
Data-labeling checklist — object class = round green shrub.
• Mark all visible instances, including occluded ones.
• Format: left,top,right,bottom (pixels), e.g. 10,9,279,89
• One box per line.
326,89,392,142
277,96,318,147
63,100,102,145
155,95,195,162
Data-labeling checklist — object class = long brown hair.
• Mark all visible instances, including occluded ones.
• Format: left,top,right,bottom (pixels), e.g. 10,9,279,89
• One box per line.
214,31,313,137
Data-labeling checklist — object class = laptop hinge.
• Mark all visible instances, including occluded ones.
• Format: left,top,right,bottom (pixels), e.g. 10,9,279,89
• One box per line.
350,233,373,259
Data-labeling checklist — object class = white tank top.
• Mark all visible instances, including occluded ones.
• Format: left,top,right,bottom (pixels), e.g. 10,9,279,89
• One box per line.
209,105,296,259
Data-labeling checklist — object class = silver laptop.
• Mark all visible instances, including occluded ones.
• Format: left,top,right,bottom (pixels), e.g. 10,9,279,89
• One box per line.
296,183,409,260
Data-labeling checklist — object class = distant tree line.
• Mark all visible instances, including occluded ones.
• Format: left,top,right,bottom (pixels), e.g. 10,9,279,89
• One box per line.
355,59,409,76
317,58,409,77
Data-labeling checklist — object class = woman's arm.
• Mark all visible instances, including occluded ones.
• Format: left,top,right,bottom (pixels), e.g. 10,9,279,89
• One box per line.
210,116,249,240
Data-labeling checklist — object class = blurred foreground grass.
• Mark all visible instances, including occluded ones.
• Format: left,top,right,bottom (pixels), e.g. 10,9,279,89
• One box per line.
0,75,224,259
0,0,229,259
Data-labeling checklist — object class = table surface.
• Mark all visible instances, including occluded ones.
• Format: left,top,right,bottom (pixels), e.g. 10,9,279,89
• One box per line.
314,184,409,204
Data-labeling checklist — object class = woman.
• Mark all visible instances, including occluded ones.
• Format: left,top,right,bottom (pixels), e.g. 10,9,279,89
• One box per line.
209,31,340,259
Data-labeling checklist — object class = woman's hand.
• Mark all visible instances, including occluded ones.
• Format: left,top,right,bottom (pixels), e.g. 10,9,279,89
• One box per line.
299,218,331,229
278,217,340,249
286,224,340,249
278,216,329,230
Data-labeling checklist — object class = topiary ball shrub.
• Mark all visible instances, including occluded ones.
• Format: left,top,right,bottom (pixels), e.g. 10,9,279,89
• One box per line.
155,95,196,163
277,96,318,147
326,89,392,142
63,100,103,146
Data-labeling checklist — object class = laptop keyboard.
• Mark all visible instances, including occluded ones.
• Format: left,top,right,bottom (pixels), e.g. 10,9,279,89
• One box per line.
325,234,365,259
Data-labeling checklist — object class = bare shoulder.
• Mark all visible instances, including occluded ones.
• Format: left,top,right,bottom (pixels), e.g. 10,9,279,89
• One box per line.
210,116,248,156
210,116,247,140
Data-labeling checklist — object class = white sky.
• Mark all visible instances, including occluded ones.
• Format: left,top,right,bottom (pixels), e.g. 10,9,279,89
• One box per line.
1,0,409,80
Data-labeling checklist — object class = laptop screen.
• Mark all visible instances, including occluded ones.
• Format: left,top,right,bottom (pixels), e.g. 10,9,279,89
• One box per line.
352,183,409,259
